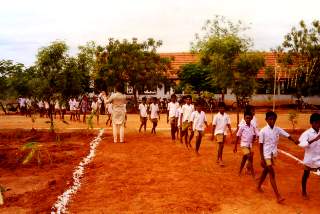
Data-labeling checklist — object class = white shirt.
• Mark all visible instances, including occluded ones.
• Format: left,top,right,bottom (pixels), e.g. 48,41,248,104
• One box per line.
181,104,194,122
150,103,159,119
259,125,290,159
298,128,320,168
139,103,148,117
91,101,98,111
54,100,60,109
107,103,113,114
44,101,50,109
176,107,182,127
19,98,26,107
190,111,207,131
168,102,179,118
38,101,44,108
212,112,231,135
237,123,258,148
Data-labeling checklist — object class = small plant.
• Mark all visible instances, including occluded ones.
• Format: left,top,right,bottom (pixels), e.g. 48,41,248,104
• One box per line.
21,142,52,166
288,110,299,131
87,111,95,129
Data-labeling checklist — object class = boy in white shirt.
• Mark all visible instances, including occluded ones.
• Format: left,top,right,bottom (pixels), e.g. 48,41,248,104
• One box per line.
69,98,76,121
91,96,100,124
139,97,148,133
212,102,232,166
180,95,195,148
167,94,179,141
176,99,184,140
298,113,320,199
234,111,259,177
257,111,298,203
189,102,208,155
149,97,160,134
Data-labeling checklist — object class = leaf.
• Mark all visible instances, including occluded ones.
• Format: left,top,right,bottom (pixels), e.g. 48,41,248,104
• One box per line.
22,148,36,165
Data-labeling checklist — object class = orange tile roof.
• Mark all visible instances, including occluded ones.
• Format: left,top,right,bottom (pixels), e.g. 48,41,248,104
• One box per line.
160,52,290,79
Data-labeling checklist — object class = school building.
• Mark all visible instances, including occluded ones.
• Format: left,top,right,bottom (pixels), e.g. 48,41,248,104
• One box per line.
127,52,320,106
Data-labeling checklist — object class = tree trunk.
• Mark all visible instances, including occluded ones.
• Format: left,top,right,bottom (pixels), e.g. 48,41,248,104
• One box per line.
133,87,138,112
49,103,54,133
236,96,240,128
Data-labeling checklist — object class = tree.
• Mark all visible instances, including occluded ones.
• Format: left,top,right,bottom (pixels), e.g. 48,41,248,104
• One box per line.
177,63,216,94
191,15,252,102
96,38,171,103
279,20,320,97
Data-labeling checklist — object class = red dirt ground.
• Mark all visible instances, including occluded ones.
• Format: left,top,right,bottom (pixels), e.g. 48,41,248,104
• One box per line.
0,114,320,213
0,130,97,213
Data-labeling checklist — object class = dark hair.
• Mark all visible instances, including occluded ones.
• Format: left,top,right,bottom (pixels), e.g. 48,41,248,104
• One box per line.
265,111,277,119
171,94,177,99
310,113,320,123
244,110,253,117
142,97,147,101
153,97,157,101
115,83,125,93
185,95,192,100
218,102,226,108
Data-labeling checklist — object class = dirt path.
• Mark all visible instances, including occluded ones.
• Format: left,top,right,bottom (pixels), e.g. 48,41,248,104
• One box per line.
67,130,320,213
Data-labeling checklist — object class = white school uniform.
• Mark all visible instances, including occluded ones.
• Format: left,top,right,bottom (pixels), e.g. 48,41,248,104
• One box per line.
139,103,148,117
54,100,60,110
91,101,98,112
237,123,258,148
150,103,159,119
212,112,231,135
44,101,50,110
298,128,320,169
38,101,44,108
259,125,290,159
181,104,194,122
190,111,207,131
176,107,182,128
168,102,179,118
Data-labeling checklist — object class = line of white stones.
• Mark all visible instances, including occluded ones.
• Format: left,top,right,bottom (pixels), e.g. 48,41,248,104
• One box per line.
51,128,105,214
278,149,320,176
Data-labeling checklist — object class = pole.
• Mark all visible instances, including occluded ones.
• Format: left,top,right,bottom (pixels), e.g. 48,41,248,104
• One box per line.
273,65,277,111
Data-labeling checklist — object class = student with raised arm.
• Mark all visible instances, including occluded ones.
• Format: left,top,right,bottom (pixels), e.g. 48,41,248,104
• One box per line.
298,113,320,199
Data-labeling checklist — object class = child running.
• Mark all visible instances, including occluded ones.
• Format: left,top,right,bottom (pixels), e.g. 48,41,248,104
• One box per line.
180,95,194,148
139,97,148,133
212,102,232,167
257,111,298,203
167,94,179,141
149,97,160,134
234,110,258,177
298,113,320,199
189,102,208,155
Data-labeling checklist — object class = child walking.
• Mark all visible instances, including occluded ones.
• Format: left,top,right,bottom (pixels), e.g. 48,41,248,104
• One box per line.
150,97,160,134
189,102,208,155
167,94,179,141
180,95,194,148
257,111,298,203
212,102,232,167
298,113,320,199
139,97,148,133
234,111,258,177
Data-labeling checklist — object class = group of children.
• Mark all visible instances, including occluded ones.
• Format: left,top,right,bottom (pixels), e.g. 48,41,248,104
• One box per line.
157,94,320,203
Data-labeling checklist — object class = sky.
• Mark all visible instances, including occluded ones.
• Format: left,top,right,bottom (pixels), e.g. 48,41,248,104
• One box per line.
1,0,320,66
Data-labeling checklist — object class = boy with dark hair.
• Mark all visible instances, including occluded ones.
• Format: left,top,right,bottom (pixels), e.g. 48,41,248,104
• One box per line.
180,95,194,148
257,111,298,203
189,102,208,155
150,97,160,134
234,111,258,177
212,102,232,166
167,94,179,140
298,113,320,199
139,97,148,133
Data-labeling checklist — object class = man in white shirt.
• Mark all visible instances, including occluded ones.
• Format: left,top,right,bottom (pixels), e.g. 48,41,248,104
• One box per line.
298,113,320,199
189,102,208,154
212,103,232,166
149,97,160,134
167,94,179,140
106,85,127,143
257,111,298,203
180,95,194,147
138,97,148,133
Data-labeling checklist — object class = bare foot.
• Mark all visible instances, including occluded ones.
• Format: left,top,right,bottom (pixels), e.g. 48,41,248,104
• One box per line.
302,194,310,200
256,187,264,193
277,196,285,204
